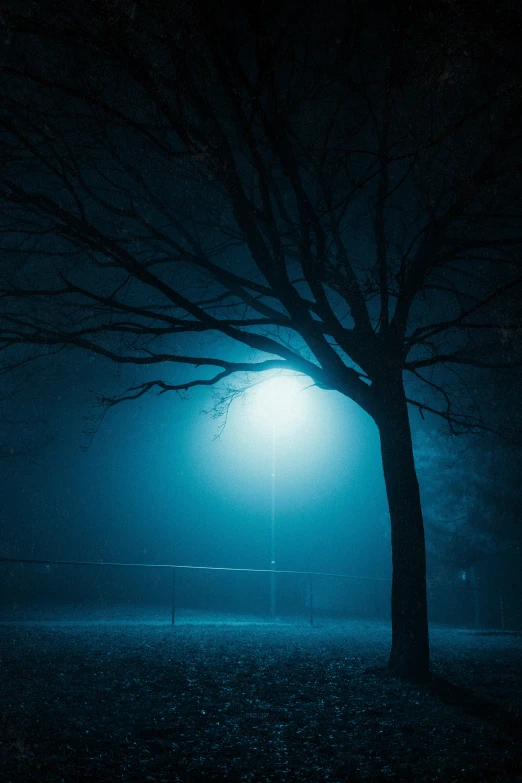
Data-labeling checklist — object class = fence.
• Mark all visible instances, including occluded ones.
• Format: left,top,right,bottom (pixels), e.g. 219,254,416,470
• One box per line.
0,557,519,630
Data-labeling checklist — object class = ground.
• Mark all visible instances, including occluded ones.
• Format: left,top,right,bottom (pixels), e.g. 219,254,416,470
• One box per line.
1,608,521,781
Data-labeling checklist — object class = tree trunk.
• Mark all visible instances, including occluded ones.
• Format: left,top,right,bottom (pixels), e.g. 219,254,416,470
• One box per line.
377,377,430,681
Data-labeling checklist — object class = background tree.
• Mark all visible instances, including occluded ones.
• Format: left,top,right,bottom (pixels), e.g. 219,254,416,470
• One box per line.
1,0,522,679
416,423,522,576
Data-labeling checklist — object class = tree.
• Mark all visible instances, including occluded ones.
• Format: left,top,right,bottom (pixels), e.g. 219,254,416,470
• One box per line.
1,0,522,679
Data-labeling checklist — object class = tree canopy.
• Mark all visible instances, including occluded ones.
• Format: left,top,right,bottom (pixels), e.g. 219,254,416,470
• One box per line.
1,0,521,431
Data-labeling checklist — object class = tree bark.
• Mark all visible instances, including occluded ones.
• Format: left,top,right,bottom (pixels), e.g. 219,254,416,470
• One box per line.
377,376,430,680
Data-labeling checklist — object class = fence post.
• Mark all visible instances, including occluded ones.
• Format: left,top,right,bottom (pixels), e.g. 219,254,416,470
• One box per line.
171,568,176,626
309,575,314,627
473,589,481,629
469,567,481,629
500,590,505,631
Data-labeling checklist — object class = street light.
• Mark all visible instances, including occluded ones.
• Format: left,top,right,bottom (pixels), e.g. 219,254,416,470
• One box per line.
250,374,307,620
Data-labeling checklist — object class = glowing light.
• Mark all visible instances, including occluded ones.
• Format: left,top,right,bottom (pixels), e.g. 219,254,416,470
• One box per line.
249,373,308,430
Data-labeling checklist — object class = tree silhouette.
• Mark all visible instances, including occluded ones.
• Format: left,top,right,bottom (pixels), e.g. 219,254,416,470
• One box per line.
1,0,522,678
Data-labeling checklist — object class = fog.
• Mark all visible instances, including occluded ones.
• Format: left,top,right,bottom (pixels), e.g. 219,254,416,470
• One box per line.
2,357,520,631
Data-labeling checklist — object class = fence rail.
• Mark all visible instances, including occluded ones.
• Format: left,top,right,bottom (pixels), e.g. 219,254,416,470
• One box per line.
0,557,519,631
0,556,392,628
0,557,391,581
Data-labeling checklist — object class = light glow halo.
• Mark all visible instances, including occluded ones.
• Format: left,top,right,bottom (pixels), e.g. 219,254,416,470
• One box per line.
249,373,307,429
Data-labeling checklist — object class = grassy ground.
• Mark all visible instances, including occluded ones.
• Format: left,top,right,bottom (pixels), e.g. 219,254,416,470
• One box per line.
1,610,521,781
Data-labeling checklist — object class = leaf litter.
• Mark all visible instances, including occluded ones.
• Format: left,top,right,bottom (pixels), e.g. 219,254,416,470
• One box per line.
1,618,521,781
